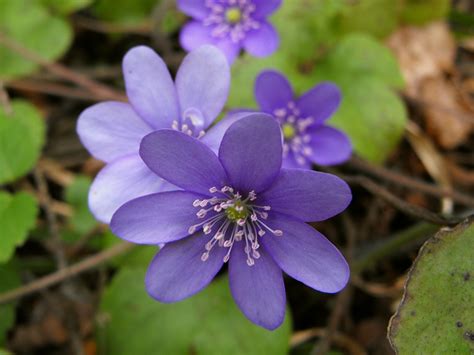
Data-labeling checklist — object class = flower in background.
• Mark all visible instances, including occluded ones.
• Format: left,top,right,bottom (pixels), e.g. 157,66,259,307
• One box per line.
111,114,351,330
77,45,232,223
178,0,281,63
254,70,352,169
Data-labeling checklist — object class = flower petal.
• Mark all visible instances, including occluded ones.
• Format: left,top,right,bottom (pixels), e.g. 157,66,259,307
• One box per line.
297,82,341,125
259,169,351,222
140,130,228,195
252,0,282,18
201,111,258,153
218,114,282,193
111,190,207,244
243,21,279,57
77,102,152,163
229,243,286,330
180,21,213,52
123,46,179,130
261,213,350,293
176,45,230,129
308,126,352,166
281,154,310,170
146,232,226,302
255,70,293,113
89,155,173,224
177,0,208,19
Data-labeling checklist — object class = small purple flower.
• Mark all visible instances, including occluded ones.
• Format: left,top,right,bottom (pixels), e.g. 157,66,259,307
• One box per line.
77,45,233,223
254,70,352,169
178,0,281,63
111,114,351,330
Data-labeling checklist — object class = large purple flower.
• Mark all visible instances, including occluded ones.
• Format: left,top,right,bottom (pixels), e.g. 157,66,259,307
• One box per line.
178,0,281,63
77,45,232,223
110,114,351,330
255,70,352,169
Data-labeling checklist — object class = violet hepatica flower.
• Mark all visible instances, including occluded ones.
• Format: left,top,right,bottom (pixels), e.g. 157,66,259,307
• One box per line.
77,45,231,224
178,0,281,63
111,114,351,330
255,70,352,169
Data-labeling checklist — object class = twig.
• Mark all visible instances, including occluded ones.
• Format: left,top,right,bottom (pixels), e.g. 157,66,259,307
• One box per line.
348,156,474,208
353,222,438,272
340,174,464,226
291,328,366,355
33,168,67,269
6,79,104,102
0,242,134,305
0,31,126,102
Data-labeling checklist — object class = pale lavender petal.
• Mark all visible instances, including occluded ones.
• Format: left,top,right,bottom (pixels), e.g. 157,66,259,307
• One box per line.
261,213,350,293
201,111,258,153
259,169,351,222
176,45,230,129
307,126,352,166
229,243,285,330
213,37,241,63
177,0,208,19
111,190,207,244
297,82,341,125
281,154,310,170
146,232,226,302
140,130,228,195
252,0,282,18
255,70,293,113
123,46,179,129
77,102,152,163
89,155,174,224
180,21,214,52
243,22,279,57
218,114,282,193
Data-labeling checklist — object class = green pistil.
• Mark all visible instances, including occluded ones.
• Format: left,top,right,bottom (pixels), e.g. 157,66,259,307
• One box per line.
225,201,248,221
225,7,242,24
282,123,296,140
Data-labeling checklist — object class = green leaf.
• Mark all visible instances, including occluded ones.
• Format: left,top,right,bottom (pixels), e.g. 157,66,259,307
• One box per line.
0,100,46,184
337,0,399,38
0,192,38,263
400,0,450,25
92,0,159,25
64,175,97,235
40,0,93,15
0,0,72,79
389,218,474,354
99,268,291,355
0,263,21,345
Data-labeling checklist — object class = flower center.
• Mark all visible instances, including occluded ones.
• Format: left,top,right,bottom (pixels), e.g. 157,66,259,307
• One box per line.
203,0,259,43
225,7,242,24
188,186,283,266
273,102,315,166
282,123,296,140
171,108,205,138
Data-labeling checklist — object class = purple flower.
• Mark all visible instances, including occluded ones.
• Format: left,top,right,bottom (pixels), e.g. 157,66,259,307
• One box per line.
254,70,352,169
77,45,233,224
110,114,351,330
178,0,281,63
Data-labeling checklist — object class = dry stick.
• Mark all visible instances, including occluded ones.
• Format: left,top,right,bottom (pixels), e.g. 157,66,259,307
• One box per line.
33,168,67,270
0,31,126,102
341,174,464,226
291,328,366,355
6,79,103,102
348,156,474,208
0,242,134,305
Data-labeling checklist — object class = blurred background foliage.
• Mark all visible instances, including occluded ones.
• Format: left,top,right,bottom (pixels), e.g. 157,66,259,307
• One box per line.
0,0,473,354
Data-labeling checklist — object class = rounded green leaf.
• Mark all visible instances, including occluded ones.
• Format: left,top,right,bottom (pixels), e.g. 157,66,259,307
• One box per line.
0,192,38,263
64,176,97,235
389,218,474,354
99,267,291,355
0,100,45,184
40,0,93,15
0,0,72,79
92,0,158,25
400,0,451,25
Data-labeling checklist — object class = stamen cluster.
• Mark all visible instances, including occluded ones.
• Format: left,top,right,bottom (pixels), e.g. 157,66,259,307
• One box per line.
274,102,315,166
204,0,260,43
188,186,283,266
